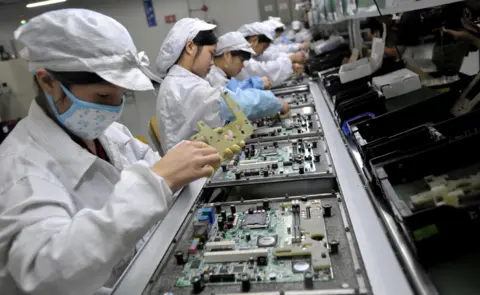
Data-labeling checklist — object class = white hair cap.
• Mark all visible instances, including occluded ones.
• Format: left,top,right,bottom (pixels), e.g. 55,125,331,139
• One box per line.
292,20,302,30
15,8,161,91
215,32,256,57
238,22,275,41
156,18,216,75
264,19,286,30
268,16,282,23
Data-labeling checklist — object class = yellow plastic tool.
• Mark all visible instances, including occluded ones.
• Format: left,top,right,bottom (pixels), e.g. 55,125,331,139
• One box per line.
190,92,254,161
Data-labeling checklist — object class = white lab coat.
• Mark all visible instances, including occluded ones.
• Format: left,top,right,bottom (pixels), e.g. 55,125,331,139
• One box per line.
157,65,224,152
237,55,293,87
0,100,174,295
205,65,230,89
256,44,293,62
286,28,312,43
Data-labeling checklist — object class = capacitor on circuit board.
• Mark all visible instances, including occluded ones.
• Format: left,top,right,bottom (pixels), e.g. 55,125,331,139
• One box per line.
230,204,236,214
221,210,227,220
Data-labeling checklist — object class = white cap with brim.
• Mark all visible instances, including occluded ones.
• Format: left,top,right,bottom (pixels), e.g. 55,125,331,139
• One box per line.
238,22,276,41
215,32,257,57
14,9,161,91
156,18,217,76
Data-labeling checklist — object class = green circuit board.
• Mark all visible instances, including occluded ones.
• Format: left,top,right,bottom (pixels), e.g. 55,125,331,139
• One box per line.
211,138,328,183
175,201,332,287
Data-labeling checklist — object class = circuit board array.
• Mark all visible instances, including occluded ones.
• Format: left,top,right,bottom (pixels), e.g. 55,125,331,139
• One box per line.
175,200,334,288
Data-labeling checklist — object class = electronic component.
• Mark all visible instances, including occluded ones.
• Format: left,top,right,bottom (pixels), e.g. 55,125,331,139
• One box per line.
188,238,201,254
242,211,268,229
241,273,251,292
174,251,185,265
191,276,204,294
256,235,278,247
199,207,216,224
203,249,268,263
233,265,244,273
257,256,268,266
245,234,251,241
221,164,227,172
293,261,310,273
230,205,236,214
304,271,314,289
221,210,227,220
235,170,242,180
269,273,277,280
209,274,236,283
193,221,209,241
238,160,279,171
274,200,331,271
329,240,339,254
215,204,222,214
190,259,201,269
322,204,332,217
262,199,270,210
205,240,236,251
217,217,225,231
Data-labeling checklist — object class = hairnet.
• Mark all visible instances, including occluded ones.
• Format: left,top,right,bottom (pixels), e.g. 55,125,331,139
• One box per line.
238,22,275,41
14,9,161,91
292,21,302,30
156,18,216,75
268,16,282,23
264,19,286,30
215,32,256,57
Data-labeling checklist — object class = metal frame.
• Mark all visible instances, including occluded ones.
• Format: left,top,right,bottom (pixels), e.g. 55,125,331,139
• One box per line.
111,178,207,295
315,79,441,295
310,82,414,295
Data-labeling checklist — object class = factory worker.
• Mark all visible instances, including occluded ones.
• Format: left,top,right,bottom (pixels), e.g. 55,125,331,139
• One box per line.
0,9,221,295
259,19,309,62
236,22,305,87
287,20,313,43
156,18,289,152
206,31,272,90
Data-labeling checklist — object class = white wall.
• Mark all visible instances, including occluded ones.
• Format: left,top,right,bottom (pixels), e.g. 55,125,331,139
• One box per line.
0,0,261,138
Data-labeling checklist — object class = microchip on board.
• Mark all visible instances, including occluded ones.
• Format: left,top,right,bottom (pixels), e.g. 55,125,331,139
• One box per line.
242,211,268,229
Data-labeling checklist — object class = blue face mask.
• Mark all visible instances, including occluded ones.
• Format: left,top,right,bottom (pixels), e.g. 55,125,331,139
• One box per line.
44,83,124,140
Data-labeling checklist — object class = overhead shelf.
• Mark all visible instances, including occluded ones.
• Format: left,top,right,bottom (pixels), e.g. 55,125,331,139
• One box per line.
353,0,464,19
314,0,464,24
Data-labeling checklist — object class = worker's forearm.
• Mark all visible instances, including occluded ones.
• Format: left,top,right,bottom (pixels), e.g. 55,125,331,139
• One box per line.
7,163,173,295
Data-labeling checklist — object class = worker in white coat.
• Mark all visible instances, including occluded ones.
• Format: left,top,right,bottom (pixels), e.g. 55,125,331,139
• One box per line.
287,20,313,43
0,9,221,295
235,22,305,87
156,18,289,152
258,18,310,64
206,31,272,91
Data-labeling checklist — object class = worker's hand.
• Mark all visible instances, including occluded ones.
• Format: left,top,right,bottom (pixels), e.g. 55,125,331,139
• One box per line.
278,98,290,115
292,63,304,73
299,41,311,50
290,51,306,64
262,76,272,90
442,28,480,49
152,141,221,191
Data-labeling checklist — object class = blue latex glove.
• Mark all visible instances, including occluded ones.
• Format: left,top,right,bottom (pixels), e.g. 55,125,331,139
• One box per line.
226,77,265,91
219,88,282,122
281,36,293,44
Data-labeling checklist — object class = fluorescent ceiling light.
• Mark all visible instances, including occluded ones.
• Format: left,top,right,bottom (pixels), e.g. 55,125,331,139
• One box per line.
26,0,66,8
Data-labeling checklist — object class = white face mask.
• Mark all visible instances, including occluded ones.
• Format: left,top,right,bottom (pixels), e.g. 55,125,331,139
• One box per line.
45,83,124,140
